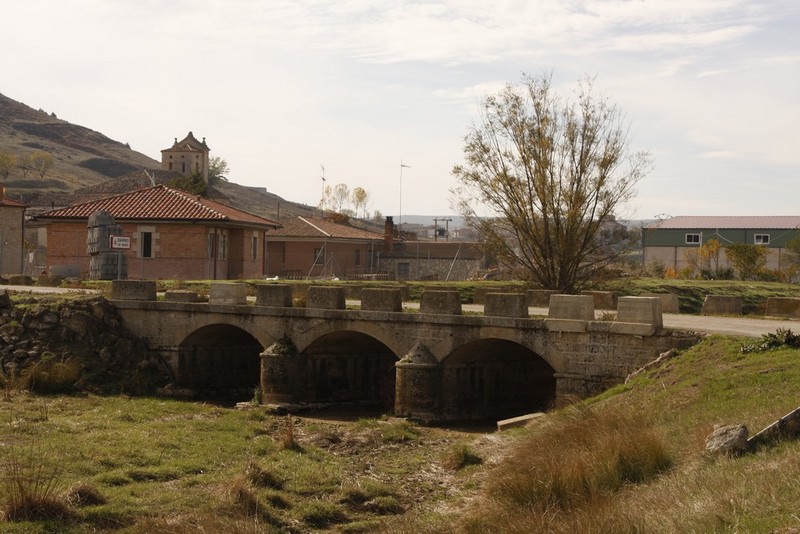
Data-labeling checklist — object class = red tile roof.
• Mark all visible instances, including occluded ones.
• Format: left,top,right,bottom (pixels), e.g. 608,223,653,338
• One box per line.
0,196,26,208
267,216,384,241
35,185,279,228
649,216,800,230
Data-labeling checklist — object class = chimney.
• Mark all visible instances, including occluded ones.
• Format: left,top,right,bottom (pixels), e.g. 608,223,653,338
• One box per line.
384,216,394,254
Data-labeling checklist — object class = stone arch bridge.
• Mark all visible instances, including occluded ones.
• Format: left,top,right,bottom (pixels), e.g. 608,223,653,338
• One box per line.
111,282,695,421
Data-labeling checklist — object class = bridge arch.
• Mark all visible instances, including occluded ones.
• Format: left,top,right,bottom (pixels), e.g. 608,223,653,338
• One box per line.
177,324,269,398
441,338,556,420
299,330,398,410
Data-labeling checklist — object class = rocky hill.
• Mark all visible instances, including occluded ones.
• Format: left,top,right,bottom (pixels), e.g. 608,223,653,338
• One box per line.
0,92,317,221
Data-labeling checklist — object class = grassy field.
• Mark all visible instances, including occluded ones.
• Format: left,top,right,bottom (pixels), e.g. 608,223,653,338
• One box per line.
3,333,800,532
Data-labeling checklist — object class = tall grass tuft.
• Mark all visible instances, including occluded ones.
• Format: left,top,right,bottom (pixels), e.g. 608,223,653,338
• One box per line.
279,414,302,451
23,357,81,394
485,404,672,511
442,443,483,471
0,444,72,521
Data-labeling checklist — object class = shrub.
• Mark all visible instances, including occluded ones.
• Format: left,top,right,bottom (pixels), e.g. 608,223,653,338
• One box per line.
442,444,483,471
484,404,672,511
22,357,81,394
0,444,72,521
741,328,800,353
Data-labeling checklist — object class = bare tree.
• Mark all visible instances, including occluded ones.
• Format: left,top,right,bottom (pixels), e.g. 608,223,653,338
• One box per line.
452,73,651,292
30,150,54,179
17,153,32,180
351,186,370,218
0,150,15,182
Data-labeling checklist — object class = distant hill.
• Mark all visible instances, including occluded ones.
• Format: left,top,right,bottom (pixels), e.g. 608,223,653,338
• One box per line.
0,93,317,221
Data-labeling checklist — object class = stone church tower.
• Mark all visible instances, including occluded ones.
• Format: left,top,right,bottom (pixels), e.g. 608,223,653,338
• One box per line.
161,132,210,182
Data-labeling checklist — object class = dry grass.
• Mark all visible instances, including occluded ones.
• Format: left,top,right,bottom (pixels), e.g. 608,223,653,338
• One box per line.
0,444,72,522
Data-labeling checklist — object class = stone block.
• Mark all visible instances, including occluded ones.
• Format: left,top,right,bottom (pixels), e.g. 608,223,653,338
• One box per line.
473,286,517,304
616,296,663,329
7,274,33,286
255,284,293,307
765,297,800,318
361,288,402,312
307,286,346,309
111,280,156,301
548,294,594,320
484,293,528,318
165,290,200,302
36,274,64,287
209,283,248,305
581,290,618,310
642,292,680,314
527,289,557,307
702,295,742,316
420,290,462,315
609,322,656,336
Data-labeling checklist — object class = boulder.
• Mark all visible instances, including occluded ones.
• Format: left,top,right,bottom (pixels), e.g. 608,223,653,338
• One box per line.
705,424,749,456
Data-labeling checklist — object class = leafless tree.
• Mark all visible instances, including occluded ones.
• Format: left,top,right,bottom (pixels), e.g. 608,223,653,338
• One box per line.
452,73,651,292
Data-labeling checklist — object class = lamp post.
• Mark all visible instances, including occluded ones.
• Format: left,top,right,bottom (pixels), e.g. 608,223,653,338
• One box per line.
399,160,410,229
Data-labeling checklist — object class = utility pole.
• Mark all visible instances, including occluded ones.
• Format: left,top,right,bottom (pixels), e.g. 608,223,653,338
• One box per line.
399,160,410,230
319,164,326,216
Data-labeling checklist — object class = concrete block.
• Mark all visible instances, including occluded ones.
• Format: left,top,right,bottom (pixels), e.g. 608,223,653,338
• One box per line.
420,290,462,315
165,290,200,302
616,296,663,329
307,286,346,309
702,295,742,316
473,286,517,304
111,280,157,301
255,284,293,307
209,283,248,305
361,288,402,312
642,292,680,314
582,290,618,310
484,293,528,318
7,274,33,286
765,297,800,318
548,294,594,320
527,289,557,307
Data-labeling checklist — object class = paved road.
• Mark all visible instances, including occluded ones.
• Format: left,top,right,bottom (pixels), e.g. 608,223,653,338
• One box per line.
2,286,791,338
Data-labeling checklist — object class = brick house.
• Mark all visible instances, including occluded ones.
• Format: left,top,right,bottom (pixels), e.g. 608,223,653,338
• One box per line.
35,184,280,280
643,216,800,272
265,216,385,279
0,187,26,275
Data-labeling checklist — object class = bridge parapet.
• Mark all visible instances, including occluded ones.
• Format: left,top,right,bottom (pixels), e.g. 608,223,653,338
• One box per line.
545,294,594,333
361,288,403,312
484,292,528,318
111,280,156,301
255,284,293,307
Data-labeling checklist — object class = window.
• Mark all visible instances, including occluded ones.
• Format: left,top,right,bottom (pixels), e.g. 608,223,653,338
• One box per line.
685,233,701,244
754,234,770,245
354,249,361,266
398,262,410,278
208,233,216,259
313,248,324,265
141,232,153,258
251,236,258,261
219,234,227,260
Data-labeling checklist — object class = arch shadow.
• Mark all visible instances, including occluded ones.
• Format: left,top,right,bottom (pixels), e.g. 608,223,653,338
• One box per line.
442,338,556,421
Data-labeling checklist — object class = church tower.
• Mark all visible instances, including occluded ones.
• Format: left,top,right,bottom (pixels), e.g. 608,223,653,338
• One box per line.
161,132,210,182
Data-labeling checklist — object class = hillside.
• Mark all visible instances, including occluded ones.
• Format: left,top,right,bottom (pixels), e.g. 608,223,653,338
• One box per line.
0,93,317,221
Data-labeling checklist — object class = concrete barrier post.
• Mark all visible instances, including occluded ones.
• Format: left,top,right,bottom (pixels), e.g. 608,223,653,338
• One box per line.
209,283,248,305
610,296,663,335
306,286,346,309
419,290,462,315
581,290,619,310
111,280,157,301
702,295,742,316
255,284,293,307
545,294,594,332
484,293,528,318
642,292,680,314
527,289,557,307
361,288,402,312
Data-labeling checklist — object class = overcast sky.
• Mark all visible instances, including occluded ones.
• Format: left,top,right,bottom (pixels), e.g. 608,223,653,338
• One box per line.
2,1,798,220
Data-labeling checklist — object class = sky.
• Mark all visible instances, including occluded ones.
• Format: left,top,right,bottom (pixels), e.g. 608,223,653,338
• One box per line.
2,0,798,221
